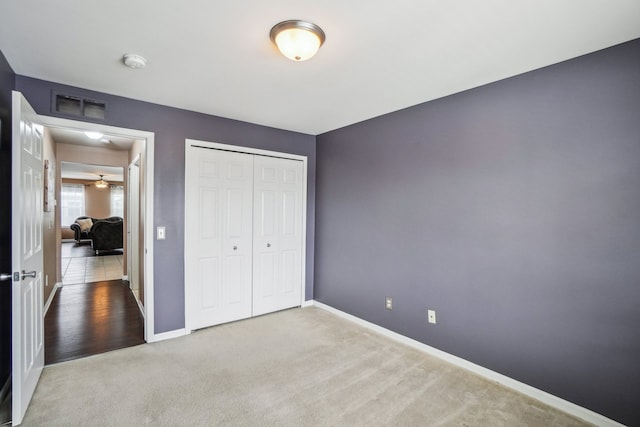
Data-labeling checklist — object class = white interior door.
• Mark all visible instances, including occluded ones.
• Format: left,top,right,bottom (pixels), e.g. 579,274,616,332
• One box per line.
11,91,45,426
185,146,253,330
127,158,140,299
253,156,303,316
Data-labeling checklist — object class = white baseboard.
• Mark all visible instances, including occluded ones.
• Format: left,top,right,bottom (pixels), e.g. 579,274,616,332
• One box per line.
310,301,623,427
43,282,62,316
134,296,144,318
148,328,187,343
301,299,314,308
127,284,144,319
122,275,129,281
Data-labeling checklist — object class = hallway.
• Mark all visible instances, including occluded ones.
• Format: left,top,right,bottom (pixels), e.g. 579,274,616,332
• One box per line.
44,280,145,365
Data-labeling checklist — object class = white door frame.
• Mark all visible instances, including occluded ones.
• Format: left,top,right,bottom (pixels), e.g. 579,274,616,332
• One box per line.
183,139,308,330
127,155,141,309
37,115,156,341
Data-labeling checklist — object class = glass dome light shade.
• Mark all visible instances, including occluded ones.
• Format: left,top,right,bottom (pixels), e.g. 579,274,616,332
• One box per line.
270,20,326,61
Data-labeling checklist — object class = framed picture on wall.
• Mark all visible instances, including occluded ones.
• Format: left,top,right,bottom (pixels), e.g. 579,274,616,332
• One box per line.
44,159,55,212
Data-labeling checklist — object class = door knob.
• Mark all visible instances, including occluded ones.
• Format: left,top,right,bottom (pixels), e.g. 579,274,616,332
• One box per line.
233,246,238,251
1,273,13,282
21,270,37,280
267,243,271,248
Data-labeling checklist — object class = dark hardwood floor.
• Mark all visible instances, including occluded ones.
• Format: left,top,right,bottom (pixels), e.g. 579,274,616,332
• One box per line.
45,280,145,365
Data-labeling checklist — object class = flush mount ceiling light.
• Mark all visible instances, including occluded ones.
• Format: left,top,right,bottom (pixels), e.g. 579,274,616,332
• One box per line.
122,53,147,69
84,131,104,140
270,20,326,61
95,174,109,189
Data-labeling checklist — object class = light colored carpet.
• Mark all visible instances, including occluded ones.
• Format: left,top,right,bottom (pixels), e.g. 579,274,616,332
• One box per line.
23,307,592,426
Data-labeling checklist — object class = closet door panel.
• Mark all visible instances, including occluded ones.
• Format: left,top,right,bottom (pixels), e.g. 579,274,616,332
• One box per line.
186,147,253,330
223,255,246,304
253,166,278,314
199,257,220,309
222,155,253,318
258,253,276,298
259,190,276,237
186,150,223,328
277,162,303,305
281,250,297,294
253,156,303,316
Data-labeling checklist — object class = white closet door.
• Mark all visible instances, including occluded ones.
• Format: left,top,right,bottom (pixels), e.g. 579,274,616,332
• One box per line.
253,156,304,316
185,147,253,329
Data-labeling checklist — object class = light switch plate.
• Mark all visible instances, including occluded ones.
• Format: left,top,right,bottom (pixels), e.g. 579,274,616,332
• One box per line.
157,226,166,240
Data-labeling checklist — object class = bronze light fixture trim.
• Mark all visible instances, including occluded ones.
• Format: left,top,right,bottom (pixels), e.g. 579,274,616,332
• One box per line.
270,20,326,61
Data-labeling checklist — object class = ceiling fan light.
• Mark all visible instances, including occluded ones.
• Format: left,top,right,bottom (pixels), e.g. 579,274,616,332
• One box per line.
95,175,109,189
270,20,325,61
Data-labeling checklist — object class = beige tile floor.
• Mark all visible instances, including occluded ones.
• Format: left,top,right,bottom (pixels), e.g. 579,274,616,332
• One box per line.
61,255,124,285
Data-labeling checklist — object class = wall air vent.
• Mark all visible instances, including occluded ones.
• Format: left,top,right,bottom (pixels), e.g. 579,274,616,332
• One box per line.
52,92,107,120
55,94,81,116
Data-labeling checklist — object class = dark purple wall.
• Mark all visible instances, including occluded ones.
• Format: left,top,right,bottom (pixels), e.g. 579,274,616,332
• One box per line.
315,39,640,426
14,76,316,334
0,49,15,388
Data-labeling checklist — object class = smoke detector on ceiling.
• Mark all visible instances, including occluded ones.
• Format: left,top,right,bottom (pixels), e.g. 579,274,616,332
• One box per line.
122,54,147,69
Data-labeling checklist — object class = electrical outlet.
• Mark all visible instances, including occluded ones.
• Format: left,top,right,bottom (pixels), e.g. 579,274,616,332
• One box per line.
427,309,436,324
385,296,393,310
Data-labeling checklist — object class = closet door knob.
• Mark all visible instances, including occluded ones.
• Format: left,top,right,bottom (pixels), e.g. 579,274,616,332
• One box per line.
233,246,237,251
267,243,271,248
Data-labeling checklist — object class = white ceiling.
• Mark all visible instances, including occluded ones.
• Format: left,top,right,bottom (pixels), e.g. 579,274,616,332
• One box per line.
60,162,124,182
49,127,137,152
51,128,132,181
1,1,639,135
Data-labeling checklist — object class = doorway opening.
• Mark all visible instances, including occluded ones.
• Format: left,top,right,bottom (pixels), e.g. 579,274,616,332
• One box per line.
60,162,124,284
38,122,154,364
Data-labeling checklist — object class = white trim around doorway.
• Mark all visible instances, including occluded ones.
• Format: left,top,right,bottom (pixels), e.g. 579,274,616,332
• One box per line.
38,115,157,342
